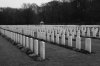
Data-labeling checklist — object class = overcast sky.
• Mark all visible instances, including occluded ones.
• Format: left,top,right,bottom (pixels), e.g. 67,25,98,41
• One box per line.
0,0,52,8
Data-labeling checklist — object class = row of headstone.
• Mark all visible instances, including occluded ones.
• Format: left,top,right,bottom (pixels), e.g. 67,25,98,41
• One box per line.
0,25,92,53
0,28,46,60
25,26,91,53
81,26,100,37
0,25,79,39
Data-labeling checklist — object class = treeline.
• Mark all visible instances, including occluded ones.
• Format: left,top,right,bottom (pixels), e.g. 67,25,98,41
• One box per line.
0,5,40,25
0,0,100,25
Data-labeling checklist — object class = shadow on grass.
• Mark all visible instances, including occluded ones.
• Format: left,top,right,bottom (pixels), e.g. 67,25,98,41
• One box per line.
46,41,96,55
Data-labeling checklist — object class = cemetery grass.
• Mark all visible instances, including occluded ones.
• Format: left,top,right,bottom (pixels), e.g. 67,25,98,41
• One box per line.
45,38,100,66
0,36,100,66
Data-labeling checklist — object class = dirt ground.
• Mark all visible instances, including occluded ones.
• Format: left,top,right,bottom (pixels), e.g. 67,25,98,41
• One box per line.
0,35,100,66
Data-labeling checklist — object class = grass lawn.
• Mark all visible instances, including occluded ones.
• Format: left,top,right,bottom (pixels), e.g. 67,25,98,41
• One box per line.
0,35,100,66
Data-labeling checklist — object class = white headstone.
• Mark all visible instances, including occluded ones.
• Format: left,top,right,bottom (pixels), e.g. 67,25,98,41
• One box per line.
34,39,38,55
81,26,86,36
26,37,29,48
32,31,34,37
20,34,23,45
77,30,80,37
61,34,65,45
11,32,12,39
93,28,98,37
71,32,75,39
47,33,50,41
66,31,69,38
51,32,54,42
15,33,17,43
18,34,20,43
85,38,91,53
40,41,45,60
16,33,18,43
23,35,26,47
30,38,34,52
82,31,86,36
56,34,59,44
13,33,15,41
87,28,90,37
76,36,81,50
68,36,72,47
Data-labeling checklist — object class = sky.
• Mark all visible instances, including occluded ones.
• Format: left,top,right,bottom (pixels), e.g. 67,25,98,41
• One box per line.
0,0,52,8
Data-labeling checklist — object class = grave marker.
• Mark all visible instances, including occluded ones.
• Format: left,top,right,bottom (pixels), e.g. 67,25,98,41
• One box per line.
34,39,38,55
56,34,59,44
76,36,81,50
40,41,45,60
85,38,91,53
61,34,65,45
30,38,34,52
68,36,72,47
